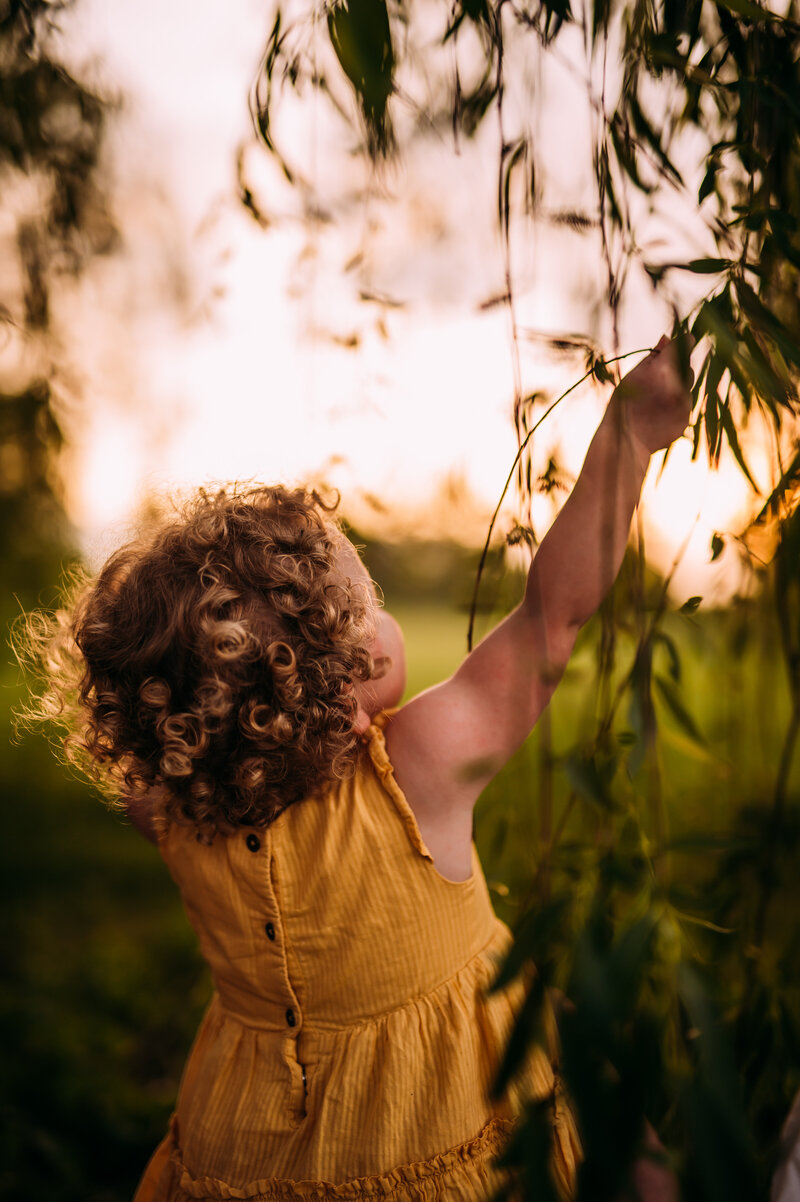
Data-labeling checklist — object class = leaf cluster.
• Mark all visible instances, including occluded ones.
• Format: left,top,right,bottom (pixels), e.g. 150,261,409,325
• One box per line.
478,556,800,1199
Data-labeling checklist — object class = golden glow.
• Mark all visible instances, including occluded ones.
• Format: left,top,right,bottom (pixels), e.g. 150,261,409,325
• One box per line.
48,0,774,602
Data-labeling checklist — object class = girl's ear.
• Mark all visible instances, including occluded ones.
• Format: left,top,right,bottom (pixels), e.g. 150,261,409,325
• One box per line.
353,704,372,735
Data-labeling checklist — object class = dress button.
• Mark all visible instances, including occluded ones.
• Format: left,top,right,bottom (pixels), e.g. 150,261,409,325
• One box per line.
265,922,276,941
246,834,261,852
286,1008,296,1028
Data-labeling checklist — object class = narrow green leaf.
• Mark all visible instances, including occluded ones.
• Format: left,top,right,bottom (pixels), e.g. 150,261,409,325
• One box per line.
491,896,572,992
654,674,706,746
660,726,718,764
500,139,527,240
541,0,573,39
592,0,612,40
692,294,738,364
705,388,719,461
563,753,614,810
328,0,395,155
715,0,774,21
628,644,655,777
719,402,758,490
685,258,733,274
654,629,682,681
698,158,719,203
736,279,800,372
674,910,734,935
628,91,683,185
492,974,548,1097
705,349,724,460
610,114,652,194
691,350,710,413
750,444,800,525
592,355,614,384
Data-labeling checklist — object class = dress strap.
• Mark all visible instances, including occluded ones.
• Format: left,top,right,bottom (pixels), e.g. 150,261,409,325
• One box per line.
364,712,435,865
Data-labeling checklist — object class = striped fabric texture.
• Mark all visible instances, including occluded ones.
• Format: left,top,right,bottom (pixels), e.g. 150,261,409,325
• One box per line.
133,715,580,1201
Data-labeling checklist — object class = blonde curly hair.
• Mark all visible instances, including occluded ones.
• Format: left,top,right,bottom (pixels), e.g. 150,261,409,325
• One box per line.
15,485,376,839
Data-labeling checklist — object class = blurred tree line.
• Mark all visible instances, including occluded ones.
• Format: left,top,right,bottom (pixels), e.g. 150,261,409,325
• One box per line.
0,0,114,617
0,5,169,1199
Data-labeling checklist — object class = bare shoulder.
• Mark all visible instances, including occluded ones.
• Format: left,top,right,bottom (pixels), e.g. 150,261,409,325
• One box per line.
123,792,161,844
382,602,575,880
382,683,487,882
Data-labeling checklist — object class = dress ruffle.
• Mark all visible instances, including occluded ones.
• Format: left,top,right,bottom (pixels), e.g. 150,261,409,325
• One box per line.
138,1115,514,1201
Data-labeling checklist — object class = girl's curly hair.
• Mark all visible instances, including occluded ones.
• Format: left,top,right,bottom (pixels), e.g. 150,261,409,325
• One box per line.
15,485,376,839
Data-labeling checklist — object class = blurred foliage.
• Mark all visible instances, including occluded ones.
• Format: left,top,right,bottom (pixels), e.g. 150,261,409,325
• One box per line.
252,0,800,467
0,0,115,610
0,681,210,1202
476,555,799,1199
0,5,145,1199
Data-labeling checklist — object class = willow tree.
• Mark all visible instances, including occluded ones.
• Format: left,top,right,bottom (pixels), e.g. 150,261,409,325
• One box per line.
244,1,800,1198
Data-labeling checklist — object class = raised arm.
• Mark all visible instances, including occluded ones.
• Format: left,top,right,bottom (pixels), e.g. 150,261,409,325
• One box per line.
384,335,692,872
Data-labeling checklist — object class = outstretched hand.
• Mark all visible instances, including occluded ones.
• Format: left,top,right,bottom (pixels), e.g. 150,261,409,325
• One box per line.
612,333,695,461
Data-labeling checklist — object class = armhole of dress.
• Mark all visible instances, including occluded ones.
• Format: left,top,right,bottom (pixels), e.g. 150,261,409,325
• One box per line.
364,712,436,866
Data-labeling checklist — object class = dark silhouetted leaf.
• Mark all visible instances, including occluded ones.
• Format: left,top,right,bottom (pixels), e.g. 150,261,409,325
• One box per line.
655,674,706,745
654,629,682,681
591,355,614,384
328,0,395,155
628,91,683,185
685,257,734,273
719,403,758,490
563,753,616,810
716,0,773,21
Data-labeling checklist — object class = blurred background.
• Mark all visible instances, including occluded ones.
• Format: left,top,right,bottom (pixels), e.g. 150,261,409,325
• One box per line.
3,0,800,1198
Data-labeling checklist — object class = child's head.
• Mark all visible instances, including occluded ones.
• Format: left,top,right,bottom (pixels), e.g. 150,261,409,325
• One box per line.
18,484,403,838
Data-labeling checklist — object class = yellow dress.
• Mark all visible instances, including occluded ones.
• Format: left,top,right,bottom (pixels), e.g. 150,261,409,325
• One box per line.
134,715,580,1201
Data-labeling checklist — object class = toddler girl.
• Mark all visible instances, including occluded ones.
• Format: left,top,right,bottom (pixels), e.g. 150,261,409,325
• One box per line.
22,336,691,1201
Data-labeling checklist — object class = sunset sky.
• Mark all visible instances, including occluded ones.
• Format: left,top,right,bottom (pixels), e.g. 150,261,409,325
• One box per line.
44,0,776,601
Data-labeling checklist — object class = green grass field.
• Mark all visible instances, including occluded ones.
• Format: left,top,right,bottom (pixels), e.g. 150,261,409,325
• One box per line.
1,597,797,1200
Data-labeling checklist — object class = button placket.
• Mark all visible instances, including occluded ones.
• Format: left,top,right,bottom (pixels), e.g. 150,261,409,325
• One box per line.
254,841,303,1046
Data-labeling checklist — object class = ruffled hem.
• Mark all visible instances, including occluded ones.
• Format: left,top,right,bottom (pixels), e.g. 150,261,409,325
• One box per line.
136,1115,514,1201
